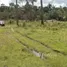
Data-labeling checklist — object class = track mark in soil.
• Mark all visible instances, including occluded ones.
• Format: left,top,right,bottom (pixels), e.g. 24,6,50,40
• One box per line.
16,31,67,56
13,35,47,60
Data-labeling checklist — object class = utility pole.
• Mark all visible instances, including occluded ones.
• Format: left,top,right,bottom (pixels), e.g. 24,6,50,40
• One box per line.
40,0,44,25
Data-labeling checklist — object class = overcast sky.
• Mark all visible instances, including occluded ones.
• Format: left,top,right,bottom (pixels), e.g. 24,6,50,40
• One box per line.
0,0,67,7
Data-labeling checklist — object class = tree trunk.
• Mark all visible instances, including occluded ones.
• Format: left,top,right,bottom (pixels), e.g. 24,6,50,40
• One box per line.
40,0,44,25
16,0,19,26
32,1,34,7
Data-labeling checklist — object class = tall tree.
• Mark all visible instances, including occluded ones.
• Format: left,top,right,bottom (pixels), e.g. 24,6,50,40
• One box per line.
29,0,37,6
28,0,37,21
40,0,44,25
9,2,15,8
16,0,19,26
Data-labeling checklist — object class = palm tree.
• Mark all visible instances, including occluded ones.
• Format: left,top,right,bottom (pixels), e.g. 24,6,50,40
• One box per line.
29,0,37,6
9,2,15,8
16,0,19,26
28,0,37,21
40,0,44,25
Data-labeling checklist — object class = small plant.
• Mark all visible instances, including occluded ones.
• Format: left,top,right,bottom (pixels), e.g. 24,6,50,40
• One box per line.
23,22,26,27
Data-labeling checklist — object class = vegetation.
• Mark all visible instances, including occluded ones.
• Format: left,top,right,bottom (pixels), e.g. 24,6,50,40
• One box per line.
0,0,67,67
0,0,67,23
0,21,67,67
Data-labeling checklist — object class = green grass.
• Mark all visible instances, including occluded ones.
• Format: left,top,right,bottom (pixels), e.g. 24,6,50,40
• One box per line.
0,21,67,67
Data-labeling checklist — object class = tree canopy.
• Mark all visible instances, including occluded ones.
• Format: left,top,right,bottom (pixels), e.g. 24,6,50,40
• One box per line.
0,0,67,22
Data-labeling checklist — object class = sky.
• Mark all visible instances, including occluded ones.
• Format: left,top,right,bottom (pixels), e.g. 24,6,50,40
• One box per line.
0,0,67,7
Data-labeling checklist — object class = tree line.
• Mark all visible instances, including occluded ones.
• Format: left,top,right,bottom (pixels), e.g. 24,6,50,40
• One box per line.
0,0,67,25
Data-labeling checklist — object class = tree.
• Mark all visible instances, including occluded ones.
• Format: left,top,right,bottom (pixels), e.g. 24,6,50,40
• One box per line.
26,0,37,21
40,0,44,25
16,0,19,26
29,0,37,6
9,2,15,8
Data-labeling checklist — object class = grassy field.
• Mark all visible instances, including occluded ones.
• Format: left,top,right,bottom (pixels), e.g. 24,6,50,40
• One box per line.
0,21,67,67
